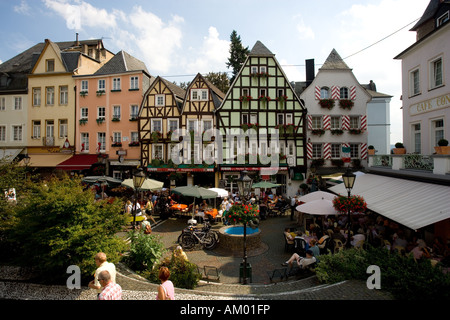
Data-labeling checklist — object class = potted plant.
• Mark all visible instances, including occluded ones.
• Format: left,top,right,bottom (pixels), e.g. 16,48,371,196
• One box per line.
434,139,450,155
393,142,406,154
368,145,375,155
151,131,161,143
332,195,367,214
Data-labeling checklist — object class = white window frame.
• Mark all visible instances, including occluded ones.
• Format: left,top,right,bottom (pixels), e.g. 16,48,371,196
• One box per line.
32,120,41,139
331,144,341,158
0,97,5,111
113,132,122,144
98,79,106,91
191,89,208,101
32,88,41,107
131,131,139,143
151,118,162,133
81,133,89,152
97,132,106,152
81,107,88,119
429,56,443,89
155,94,165,106
130,76,139,90
113,106,121,119
437,11,449,27
130,105,139,119
46,87,55,106
350,143,359,158
187,119,199,133
0,125,6,141
81,80,88,92
202,119,213,132
311,116,322,129
112,78,121,91
152,144,164,161
412,122,421,153
349,116,360,129
432,118,444,147
12,125,23,142
14,97,22,110
312,144,322,159
340,87,349,99
97,107,106,119
59,119,68,138
331,116,341,129
251,66,258,74
409,67,420,96
286,113,293,125
167,119,179,132
59,86,68,105
260,66,267,74
320,87,330,99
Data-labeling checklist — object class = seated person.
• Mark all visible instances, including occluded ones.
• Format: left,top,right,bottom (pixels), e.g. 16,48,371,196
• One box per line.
168,196,177,206
284,228,297,243
199,199,209,211
282,250,316,270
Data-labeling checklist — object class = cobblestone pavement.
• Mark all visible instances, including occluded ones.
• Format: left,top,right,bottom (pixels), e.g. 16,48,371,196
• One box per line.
0,214,394,300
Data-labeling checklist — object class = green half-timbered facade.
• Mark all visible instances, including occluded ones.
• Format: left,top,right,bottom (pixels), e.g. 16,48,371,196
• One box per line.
216,41,307,196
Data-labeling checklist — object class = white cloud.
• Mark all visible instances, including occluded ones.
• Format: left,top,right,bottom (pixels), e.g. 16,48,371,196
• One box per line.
14,0,31,15
43,0,117,30
293,14,315,40
186,27,229,74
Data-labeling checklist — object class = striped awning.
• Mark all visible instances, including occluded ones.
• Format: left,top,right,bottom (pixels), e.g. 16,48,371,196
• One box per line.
328,173,450,230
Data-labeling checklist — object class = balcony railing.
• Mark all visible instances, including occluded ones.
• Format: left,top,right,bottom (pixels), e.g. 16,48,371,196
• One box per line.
369,154,450,175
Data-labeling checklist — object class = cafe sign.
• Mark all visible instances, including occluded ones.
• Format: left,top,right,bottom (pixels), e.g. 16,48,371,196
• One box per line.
409,93,450,115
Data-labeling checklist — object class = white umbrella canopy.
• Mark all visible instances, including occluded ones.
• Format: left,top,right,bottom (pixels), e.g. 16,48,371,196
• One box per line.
121,178,164,191
297,191,336,202
296,198,338,216
208,188,228,198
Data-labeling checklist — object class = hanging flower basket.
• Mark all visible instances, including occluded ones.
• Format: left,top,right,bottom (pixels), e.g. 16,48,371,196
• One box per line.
332,195,367,214
227,203,259,224
339,99,354,110
319,99,335,110
276,95,288,108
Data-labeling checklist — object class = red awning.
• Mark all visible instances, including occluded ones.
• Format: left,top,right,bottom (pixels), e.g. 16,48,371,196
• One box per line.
56,154,99,170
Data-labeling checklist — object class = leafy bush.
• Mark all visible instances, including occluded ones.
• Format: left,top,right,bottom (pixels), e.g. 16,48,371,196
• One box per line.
123,230,166,271
9,175,128,282
144,254,201,290
315,246,450,300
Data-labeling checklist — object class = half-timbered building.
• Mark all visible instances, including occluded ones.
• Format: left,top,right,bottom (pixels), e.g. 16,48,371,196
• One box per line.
216,41,307,197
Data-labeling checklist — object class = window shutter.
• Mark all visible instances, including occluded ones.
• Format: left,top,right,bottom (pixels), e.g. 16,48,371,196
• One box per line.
360,143,368,160
331,86,340,99
307,143,313,159
360,115,367,130
350,86,356,100
315,86,321,100
307,115,312,130
342,115,350,130
323,143,331,159
323,115,330,129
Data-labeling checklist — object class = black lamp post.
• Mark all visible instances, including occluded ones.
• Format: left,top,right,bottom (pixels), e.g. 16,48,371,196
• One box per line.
342,167,356,248
23,154,30,179
236,170,253,285
132,168,146,230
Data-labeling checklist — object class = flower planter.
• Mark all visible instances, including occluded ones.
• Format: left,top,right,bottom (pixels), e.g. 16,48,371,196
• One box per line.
311,129,325,136
393,148,406,154
339,99,354,110
319,99,335,110
434,146,450,155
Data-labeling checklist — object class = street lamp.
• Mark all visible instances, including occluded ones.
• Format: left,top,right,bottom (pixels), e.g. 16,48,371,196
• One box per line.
235,170,253,285
342,167,356,248
23,154,30,179
132,168,146,230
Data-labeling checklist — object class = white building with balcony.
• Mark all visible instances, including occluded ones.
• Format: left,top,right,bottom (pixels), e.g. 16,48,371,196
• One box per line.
394,0,450,154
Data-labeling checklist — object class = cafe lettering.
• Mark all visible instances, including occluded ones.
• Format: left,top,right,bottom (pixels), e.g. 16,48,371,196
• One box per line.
410,93,450,115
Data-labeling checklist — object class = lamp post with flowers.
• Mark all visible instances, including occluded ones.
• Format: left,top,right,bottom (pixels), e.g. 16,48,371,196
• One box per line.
234,170,255,284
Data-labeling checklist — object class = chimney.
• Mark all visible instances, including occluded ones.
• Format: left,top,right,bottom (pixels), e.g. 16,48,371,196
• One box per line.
305,59,315,87
75,33,80,46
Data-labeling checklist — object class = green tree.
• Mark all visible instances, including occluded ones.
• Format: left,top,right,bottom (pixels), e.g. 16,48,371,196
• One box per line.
205,71,230,95
10,175,127,282
226,30,249,84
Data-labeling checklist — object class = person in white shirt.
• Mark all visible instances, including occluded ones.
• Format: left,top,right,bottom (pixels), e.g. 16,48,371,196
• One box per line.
88,252,117,296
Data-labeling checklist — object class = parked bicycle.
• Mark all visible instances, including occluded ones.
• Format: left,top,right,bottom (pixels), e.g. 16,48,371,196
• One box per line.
178,221,218,250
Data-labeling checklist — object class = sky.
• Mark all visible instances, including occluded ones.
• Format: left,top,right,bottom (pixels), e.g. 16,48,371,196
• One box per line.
0,0,430,144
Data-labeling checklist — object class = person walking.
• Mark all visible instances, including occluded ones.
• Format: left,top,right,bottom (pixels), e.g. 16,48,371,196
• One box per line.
88,252,117,297
97,270,122,300
144,197,157,224
156,267,175,300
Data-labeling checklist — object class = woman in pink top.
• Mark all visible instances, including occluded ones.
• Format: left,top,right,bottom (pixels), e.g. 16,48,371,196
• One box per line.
156,267,175,300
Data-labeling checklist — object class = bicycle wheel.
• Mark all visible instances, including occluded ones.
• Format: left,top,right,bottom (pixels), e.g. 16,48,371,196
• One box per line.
181,233,195,250
203,233,217,250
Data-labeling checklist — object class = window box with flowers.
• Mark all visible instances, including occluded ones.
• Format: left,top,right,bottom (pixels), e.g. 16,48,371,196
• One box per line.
330,129,344,135
96,118,105,124
96,90,106,97
319,99,335,110
111,142,122,147
348,129,363,135
311,129,325,136
151,131,162,143
239,95,252,108
339,99,354,110
79,118,88,125
129,116,138,121
258,95,271,108
276,95,288,109
279,153,287,162
80,91,88,97
129,141,140,147
112,117,121,122
284,123,297,135
241,123,259,132
332,195,367,214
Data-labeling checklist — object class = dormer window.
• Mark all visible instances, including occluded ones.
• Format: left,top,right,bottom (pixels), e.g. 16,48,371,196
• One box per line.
191,89,208,101
437,11,449,27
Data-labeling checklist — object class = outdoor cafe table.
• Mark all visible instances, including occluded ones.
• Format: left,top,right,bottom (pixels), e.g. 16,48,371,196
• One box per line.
170,204,188,211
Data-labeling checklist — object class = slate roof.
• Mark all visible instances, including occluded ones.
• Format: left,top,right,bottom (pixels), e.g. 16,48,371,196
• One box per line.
320,49,350,70
410,0,443,31
94,50,149,75
249,41,274,57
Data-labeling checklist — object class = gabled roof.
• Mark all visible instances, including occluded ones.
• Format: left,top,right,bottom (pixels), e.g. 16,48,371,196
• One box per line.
410,0,443,31
184,73,225,111
94,50,149,75
249,41,275,57
320,49,350,70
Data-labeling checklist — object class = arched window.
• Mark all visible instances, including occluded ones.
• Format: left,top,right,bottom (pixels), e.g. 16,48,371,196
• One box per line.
340,87,349,99
320,87,330,99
